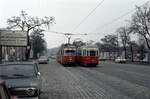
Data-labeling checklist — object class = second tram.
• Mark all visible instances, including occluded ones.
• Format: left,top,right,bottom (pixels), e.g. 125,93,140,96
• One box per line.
77,45,99,66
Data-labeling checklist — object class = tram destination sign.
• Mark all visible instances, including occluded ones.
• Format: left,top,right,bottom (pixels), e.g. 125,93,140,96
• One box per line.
0,30,27,46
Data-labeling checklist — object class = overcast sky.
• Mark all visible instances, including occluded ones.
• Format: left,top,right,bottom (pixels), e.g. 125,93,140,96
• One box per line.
0,0,148,48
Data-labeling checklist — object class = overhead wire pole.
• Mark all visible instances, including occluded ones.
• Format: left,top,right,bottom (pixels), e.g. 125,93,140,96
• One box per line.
71,0,105,33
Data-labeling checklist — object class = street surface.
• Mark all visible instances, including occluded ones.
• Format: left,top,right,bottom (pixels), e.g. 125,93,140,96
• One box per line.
39,60,150,99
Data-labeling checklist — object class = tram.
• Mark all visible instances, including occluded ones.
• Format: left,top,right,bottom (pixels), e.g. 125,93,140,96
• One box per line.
77,45,99,66
57,44,77,65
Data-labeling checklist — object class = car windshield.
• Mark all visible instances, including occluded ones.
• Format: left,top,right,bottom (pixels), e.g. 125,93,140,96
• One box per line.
0,64,36,78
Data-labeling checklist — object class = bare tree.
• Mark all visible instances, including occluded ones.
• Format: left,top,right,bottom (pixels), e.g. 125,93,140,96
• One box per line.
117,26,131,59
7,10,55,59
7,10,55,34
130,3,150,50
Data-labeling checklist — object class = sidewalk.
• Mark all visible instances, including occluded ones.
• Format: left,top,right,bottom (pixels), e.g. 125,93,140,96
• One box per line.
101,60,150,66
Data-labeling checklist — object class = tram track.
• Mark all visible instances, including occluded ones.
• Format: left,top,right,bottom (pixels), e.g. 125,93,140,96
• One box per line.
39,60,150,99
70,65,150,99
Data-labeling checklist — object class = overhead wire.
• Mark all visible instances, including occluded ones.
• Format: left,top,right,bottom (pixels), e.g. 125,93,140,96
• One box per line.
90,9,135,34
71,0,105,33
90,0,150,35
46,30,87,35
46,30,66,35
47,0,150,36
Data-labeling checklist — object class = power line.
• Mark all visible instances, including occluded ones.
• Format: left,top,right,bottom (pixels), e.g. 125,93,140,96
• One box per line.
91,9,135,33
46,30,66,35
71,0,105,33
46,30,87,35
48,0,150,37
91,0,150,34
45,30,87,44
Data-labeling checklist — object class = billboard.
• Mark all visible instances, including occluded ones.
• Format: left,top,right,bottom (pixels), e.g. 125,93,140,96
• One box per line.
0,30,27,46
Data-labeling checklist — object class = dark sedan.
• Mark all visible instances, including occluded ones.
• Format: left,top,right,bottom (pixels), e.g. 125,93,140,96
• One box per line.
0,62,41,99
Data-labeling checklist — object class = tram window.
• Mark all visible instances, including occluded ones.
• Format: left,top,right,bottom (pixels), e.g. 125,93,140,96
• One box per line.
66,50,75,53
77,50,81,56
96,51,98,56
87,51,89,56
78,52,81,56
90,51,96,57
83,50,86,56
62,50,64,55
79,51,81,56
65,50,76,56
83,50,84,56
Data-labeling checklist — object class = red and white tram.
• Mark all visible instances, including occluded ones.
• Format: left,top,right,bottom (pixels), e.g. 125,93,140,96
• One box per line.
57,44,77,65
77,45,99,66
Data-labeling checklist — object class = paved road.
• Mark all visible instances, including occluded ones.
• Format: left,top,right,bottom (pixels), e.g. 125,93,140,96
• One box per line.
39,60,150,99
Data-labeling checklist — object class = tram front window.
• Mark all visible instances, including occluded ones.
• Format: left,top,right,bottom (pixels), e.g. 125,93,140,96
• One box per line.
88,50,98,57
90,51,96,56
65,50,76,56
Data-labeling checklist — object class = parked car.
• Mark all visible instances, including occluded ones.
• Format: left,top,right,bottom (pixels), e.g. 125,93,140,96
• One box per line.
38,56,48,64
115,57,126,63
0,78,18,99
51,56,56,59
99,57,106,61
0,62,41,99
